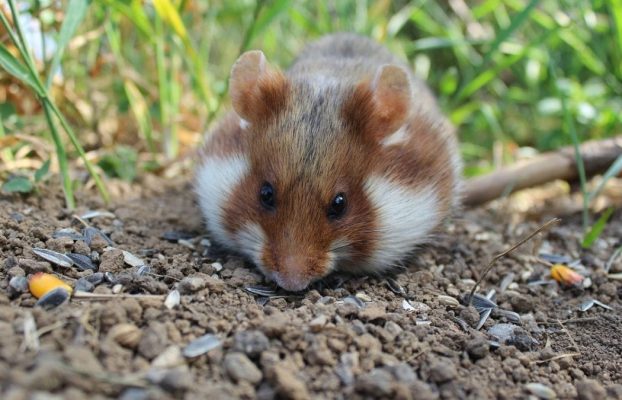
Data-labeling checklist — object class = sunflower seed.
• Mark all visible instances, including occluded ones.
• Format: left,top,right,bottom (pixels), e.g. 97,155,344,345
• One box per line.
123,251,146,268
83,227,114,247
182,334,221,358
492,308,521,324
386,278,406,296
80,210,116,220
525,382,556,399
104,272,117,284
402,299,415,312
66,253,97,271
244,285,280,297
476,308,493,330
499,273,515,292
85,272,105,285
579,298,612,312
74,277,95,292
164,289,180,309
135,265,151,276
469,293,498,311
539,253,574,264
35,287,70,309
52,228,84,241
343,295,365,309
32,248,73,268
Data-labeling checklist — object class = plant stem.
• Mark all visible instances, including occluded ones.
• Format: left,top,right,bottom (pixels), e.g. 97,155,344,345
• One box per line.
42,102,75,209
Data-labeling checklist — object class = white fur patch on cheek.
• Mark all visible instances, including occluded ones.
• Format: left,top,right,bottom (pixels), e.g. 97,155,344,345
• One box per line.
234,223,268,272
195,155,249,244
364,176,439,269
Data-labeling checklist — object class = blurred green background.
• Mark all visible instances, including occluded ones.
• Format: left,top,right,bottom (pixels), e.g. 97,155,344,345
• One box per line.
1,0,621,202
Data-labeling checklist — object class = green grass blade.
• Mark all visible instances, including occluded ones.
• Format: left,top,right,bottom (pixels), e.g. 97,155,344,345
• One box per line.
582,207,614,248
247,0,292,43
0,43,44,96
608,0,622,76
589,154,622,203
45,0,91,89
46,99,110,204
479,0,539,67
42,103,75,208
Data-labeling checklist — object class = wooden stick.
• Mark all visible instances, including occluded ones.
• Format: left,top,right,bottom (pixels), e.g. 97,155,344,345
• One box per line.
463,136,622,207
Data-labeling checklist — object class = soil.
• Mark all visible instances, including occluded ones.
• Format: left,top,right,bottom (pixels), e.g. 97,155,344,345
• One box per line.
0,178,621,400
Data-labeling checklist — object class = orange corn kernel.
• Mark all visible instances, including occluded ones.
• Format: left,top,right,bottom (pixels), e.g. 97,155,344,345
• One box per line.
28,273,73,298
550,264,584,286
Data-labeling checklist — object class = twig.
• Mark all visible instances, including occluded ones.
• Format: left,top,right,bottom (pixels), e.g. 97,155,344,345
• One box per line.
468,218,561,305
530,352,581,364
463,136,622,206
73,291,165,301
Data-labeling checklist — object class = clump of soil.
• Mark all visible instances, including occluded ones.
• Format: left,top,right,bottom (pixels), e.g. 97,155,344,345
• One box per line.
0,180,621,399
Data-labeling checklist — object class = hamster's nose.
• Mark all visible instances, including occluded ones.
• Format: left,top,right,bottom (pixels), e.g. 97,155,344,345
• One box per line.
273,272,311,292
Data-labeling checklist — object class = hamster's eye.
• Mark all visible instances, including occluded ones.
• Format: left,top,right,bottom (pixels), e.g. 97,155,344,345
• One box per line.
259,182,275,210
328,193,347,220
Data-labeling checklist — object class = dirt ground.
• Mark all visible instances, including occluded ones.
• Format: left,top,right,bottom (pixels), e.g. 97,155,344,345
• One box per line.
0,177,621,400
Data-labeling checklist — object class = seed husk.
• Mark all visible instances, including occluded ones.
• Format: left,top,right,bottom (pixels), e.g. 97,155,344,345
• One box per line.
66,253,97,271
35,287,70,309
164,289,181,309
182,334,221,358
32,248,73,268
525,382,556,399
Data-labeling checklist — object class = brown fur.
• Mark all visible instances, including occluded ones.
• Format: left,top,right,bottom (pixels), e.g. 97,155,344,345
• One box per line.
198,33,461,290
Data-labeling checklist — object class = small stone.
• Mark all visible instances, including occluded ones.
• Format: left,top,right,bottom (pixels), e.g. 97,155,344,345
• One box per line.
9,276,29,293
428,358,457,383
358,305,386,322
159,369,193,393
224,352,263,384
384,321,403,337
178,275,206,294
599,282,617,298
152,345,184,369
271,363,310,400
355,292,372,302
466,336,489,360
138,323,168,359
459,306,480,328
108,323,142,349
576,379,607,400
309,315,328,333
7,266,25,277
525,382,557,399
74,278,95,292
85,272,105,285
112,284,123,294
233,330,270,358
355,368,394,397
212,262,223,272
509,293,535,313
387,363,417,384
18,258,52,274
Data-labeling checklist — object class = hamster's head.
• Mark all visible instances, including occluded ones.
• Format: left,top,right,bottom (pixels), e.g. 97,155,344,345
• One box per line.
197,50,432,291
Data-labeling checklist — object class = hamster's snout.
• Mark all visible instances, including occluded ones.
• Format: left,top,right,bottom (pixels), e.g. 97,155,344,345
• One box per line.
272,272,312,292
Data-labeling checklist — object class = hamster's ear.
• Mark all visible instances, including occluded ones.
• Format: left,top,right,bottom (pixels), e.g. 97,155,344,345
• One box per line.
343,64,411,142
230,50,289,124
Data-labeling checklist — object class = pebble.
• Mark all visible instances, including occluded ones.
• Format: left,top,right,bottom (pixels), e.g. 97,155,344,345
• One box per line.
459,306,480,328
309,315,328,332
85,272,105,285
159,369,193,393
466,336,489,360
18,258,52,274
355,368,394,397
224,352,263,384
9,276,29,293
151,345,184,369
576,379,607,400
182,333,221,358
7,266,25,277
108,323,142,349
358,305,387,322
233,330,270,358
74,278,95,292
271,363,310,400
428,358,457,383
525,382,557,399
164,289,180,309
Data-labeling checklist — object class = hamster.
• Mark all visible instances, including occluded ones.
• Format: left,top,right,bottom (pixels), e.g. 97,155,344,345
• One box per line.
195,33,461,291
